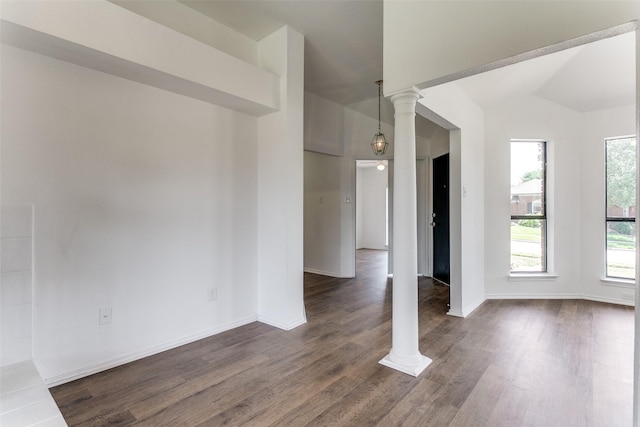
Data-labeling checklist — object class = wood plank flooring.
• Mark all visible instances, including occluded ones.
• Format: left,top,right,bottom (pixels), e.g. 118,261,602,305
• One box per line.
50,250,634,426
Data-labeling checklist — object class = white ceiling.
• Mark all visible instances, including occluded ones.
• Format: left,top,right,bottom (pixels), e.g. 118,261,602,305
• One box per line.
455,31,636,112
128,2,634,128
181,0,383,106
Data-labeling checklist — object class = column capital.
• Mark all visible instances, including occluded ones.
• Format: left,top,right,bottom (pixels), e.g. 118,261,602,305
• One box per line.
389,87,422,104
390,87,422,114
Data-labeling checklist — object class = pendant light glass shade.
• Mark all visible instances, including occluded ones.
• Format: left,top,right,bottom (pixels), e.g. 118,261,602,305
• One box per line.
371,132,388,155
371,80,388,156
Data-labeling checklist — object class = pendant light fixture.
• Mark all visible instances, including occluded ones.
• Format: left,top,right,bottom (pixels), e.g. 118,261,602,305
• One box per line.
371,80,388,156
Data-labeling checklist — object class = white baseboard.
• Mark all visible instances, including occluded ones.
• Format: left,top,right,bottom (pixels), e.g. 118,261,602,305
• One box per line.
449,292,633,319
581,293,634,306
486,293,579,300
485,293,634,307
257,314,307,331
303,268,353,278
43,315,258,387
447,295,487,318
462,295,486,317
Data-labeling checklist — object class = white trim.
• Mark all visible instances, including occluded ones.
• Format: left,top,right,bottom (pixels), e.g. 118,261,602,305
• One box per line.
461,295,486,317
384,85,422,100
431,277,449,286
379,353,432,377
510,138,554,275
604,135,636,289
303,268,353,278
485,293,634,307
601,276,636,288
447,295,486,318
43,315,258,387
582,293,634,306
605,134,637,141
257,314,307,331
487,293,581,300
509,273,559,281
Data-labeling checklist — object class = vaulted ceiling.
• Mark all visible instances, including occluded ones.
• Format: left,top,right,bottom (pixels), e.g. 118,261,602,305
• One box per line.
119,1,635,131
456,31,635,112
181,0,384,107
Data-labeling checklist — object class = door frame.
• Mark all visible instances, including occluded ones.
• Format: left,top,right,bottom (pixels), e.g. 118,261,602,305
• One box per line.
354,159,390,274
417,157,430,276
353,157,430,277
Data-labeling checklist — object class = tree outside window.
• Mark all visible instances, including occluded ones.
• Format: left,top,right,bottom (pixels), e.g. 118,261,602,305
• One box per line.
606,136,636,279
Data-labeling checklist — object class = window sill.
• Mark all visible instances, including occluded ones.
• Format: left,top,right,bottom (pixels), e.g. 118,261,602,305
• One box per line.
601,277,636,288
509,273,558,282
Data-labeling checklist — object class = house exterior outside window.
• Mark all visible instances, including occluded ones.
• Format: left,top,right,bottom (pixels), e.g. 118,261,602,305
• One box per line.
510,140,547,273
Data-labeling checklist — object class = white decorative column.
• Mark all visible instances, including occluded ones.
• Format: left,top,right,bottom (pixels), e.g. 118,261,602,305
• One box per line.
379,89,432,376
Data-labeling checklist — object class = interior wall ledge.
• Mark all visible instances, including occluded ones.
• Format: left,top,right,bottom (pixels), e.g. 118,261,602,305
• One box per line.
0,0,279,116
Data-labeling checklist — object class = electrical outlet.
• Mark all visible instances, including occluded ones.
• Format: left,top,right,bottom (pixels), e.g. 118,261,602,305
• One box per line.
207,287,217,302
99,307,112,325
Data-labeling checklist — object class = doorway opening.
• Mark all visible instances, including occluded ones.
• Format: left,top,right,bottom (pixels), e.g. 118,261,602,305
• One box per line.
355,160,389,276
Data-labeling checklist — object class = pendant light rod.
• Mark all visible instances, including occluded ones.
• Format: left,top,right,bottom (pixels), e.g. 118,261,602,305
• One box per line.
376,79,382,132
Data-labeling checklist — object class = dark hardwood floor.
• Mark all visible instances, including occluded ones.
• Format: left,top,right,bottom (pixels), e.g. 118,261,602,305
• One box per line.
51,249,634,426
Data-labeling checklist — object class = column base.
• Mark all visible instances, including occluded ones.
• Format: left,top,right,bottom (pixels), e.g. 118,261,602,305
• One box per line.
379,352,432,377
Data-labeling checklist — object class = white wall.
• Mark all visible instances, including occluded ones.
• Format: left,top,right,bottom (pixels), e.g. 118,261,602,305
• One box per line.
302,93,354,278
304,151,344,276
1,205,33,367
484,95,636,305
356,165,363,250
430,131,450,160
581,104,636,303
484,95,582,298
1,45,260,383
356,166,388,250
0,0,278,116
419,84,486,317
257,26,307,330
304,92,344,156
110,0,258,66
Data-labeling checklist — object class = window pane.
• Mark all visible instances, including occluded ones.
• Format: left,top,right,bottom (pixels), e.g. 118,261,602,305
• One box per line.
606,137,636,219
511,141,545,216
510,219,546,272
606,221,636,279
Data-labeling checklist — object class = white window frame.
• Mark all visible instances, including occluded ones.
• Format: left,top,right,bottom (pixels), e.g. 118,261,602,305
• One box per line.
509,139,556,279
604,135,636,283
